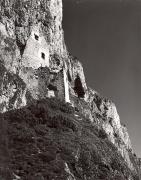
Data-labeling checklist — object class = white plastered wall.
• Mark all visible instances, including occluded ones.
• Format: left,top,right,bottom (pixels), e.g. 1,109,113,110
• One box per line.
63,64,70,103
22,24,49,69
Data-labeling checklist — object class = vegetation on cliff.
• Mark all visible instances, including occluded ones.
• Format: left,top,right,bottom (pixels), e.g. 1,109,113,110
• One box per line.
0,98,140,180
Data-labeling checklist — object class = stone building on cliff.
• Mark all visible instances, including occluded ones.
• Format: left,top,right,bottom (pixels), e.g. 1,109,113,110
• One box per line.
0,0,139,174
19,23,71,103
22,24,50,69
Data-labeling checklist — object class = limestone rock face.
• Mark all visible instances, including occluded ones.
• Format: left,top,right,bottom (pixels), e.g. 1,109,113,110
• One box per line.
86,88,134,170
0,65,27,112
0,0,68,110
66,56,88,100
0,0,140,177
0,0,89,110
0,0,66,57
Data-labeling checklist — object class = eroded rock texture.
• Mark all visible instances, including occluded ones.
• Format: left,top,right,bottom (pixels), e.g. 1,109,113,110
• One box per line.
0,0,140,179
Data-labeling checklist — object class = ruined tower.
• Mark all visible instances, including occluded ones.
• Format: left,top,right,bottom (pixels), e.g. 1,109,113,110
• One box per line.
22,24,50,69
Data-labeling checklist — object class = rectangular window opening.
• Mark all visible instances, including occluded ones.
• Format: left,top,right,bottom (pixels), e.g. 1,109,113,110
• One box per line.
34,34,39,41
41,52,45,59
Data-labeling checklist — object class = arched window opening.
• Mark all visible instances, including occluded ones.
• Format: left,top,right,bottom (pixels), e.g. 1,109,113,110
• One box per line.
74,75,85,98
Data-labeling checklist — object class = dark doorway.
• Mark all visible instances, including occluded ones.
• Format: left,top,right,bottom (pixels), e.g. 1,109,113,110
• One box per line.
16,39,26,56
67,70,72,82
74,75,85,98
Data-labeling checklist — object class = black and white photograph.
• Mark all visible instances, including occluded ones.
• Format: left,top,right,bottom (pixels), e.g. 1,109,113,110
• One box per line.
0,0,141,179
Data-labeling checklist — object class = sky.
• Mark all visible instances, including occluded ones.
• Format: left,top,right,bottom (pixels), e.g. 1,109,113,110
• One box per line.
63,0,141,157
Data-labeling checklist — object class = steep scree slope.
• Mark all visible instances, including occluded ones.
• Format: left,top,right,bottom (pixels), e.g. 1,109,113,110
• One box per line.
0,98,140,180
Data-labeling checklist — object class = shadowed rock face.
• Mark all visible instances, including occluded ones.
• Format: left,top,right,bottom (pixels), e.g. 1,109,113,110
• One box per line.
0,0,141,178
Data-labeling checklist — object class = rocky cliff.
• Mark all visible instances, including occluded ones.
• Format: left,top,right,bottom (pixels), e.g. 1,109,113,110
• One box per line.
0,0,140,179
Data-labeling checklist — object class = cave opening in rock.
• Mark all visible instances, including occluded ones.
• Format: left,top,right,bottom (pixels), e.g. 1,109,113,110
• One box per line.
74,75,85,98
